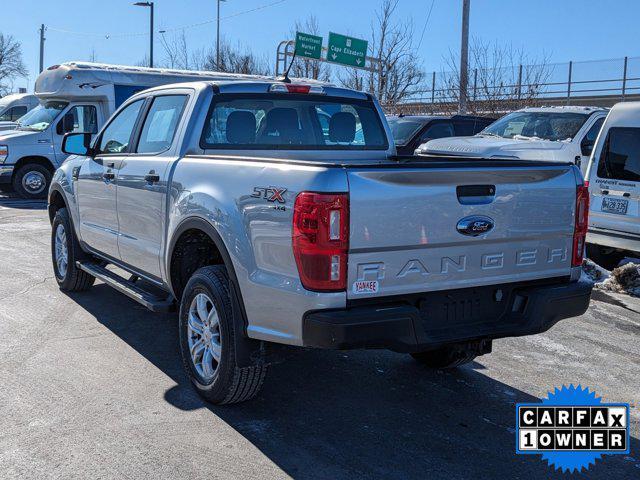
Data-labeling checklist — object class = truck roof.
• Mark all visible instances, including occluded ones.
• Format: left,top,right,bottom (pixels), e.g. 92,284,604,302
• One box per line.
0,93,36,104
518,105,608,114
132,80,369,100
594,100,639,128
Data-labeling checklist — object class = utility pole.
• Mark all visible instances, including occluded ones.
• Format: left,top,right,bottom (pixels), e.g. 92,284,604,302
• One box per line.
149,2,154,67
133,2,154,67
39,24,46,73
459,0,470,113
216,0,226,69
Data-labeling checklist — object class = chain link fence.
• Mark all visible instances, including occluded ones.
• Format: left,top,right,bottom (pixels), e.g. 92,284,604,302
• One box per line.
385,56,640,115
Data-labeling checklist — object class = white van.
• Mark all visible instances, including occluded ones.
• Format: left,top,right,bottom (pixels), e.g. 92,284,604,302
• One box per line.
0,62,275,198
0,93,39,131
417,106,607,176
585,102,640,268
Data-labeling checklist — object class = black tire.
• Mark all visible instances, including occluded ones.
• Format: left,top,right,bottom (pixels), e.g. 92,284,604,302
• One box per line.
179,265,267,404
411,344,477,369
586,243,624,271
12,163,52,199
51,207,95,291
0,184,13,193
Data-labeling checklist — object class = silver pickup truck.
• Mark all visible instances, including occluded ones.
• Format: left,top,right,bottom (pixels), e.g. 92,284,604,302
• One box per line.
48,80,593,404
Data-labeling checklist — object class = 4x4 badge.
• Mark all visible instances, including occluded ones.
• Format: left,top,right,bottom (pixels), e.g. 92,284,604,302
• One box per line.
251,187,287,204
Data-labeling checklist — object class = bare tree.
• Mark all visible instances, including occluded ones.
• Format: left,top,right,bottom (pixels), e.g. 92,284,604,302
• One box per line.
436,38,551,115
135,54,150,68
159,32,270,75
339,0,425,105
0,33,28,96
206,40,271,75
288,15,330,81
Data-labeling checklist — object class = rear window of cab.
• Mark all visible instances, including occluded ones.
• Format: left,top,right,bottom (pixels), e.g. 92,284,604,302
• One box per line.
200,93,388,150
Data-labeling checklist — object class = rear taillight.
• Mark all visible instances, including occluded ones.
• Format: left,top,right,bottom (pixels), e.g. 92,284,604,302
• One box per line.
572,184,590,267
292,192,349,292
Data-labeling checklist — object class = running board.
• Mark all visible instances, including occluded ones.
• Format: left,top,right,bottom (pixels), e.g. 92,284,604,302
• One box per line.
76,261,175,312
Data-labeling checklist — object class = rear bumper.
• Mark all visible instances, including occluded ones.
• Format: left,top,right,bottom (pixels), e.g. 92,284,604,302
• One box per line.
587,227,640,254
303,278,593,352
0,165,13,184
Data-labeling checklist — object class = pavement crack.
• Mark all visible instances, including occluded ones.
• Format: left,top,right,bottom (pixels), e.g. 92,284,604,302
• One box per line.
0,276,54,302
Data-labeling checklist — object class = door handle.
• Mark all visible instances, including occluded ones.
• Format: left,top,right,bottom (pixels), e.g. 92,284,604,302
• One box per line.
144,173,160,184
103,171,115,181
106,162,115,168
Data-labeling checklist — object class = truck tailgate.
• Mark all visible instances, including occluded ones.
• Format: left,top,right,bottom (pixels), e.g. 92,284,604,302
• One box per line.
346,165,577,299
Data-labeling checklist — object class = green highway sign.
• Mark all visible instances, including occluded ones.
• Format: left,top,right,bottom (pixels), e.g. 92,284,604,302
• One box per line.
294,31,323,60
327,32,368,68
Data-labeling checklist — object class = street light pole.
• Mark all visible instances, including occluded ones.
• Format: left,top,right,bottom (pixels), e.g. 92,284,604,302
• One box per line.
134,2,154,68
459,0,470,113
39,24,46,73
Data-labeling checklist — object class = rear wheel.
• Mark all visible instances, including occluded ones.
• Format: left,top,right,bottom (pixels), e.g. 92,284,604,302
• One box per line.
179,265,267,404
51,207,95,291
13,163,52,199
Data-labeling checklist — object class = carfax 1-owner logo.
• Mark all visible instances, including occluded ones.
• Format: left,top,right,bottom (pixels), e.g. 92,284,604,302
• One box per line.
516,384,631,473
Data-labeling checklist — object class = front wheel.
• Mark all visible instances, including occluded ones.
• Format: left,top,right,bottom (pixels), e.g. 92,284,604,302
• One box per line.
179,265,267,404
13,163,52,199
51,207,95,291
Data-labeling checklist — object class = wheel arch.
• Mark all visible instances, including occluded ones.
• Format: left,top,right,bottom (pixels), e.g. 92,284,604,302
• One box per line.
168,216,262,367
13,155,56,178
48,185,68,223
167,217,248,327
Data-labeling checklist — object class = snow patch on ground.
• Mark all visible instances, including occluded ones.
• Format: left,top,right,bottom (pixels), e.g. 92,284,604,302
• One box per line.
596,262,640,298
583,258,640,298
581,258,610,283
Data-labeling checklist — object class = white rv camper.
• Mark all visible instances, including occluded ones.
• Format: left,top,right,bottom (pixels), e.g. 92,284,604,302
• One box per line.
0,62,274,198
0,93,39,132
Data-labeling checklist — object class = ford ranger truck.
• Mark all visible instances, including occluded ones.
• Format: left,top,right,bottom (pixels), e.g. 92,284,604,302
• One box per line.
48,80,593,404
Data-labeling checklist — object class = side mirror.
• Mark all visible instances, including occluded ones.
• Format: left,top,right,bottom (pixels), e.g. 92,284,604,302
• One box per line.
62,132,94,156
581,139,594,157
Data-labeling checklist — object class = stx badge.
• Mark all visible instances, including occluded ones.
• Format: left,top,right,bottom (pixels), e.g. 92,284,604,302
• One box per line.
251,187,287,204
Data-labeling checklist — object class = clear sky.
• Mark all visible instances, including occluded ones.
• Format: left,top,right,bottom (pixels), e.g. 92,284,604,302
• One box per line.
3,0,640,92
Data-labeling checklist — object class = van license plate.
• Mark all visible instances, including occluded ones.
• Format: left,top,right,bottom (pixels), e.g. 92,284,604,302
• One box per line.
601,197,628,215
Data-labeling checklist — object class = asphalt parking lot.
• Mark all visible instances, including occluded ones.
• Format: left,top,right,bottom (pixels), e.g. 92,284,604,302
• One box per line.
0,193,638,480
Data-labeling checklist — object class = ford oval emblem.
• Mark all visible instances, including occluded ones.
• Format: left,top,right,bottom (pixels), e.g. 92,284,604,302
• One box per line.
456,215,494,236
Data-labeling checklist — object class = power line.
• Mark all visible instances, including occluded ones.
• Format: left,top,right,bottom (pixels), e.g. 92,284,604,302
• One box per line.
47,0,286,39
416,0,436,51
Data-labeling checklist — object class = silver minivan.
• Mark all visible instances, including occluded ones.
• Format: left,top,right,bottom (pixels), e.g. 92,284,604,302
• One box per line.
585,102,640,268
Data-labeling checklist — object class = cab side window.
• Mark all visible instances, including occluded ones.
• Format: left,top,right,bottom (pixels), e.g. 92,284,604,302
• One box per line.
98,100,144,154
420,122,455,142
58,105,98,135
136,95,188,154
597,127,640,182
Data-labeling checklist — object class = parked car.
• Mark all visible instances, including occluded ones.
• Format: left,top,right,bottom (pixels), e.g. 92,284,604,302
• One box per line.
387,114,495,156
0,61,276,199
0,93,39,131
49,79,592,404
416,106,607,176
585,102,640,269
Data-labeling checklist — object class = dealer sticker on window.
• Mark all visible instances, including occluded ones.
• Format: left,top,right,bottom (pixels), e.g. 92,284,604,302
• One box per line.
352,280,379,294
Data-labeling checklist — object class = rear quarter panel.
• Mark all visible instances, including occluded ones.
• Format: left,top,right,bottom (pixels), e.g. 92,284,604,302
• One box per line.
166,156,348,346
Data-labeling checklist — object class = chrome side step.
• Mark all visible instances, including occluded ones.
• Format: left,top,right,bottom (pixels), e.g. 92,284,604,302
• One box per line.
76,261,175,312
